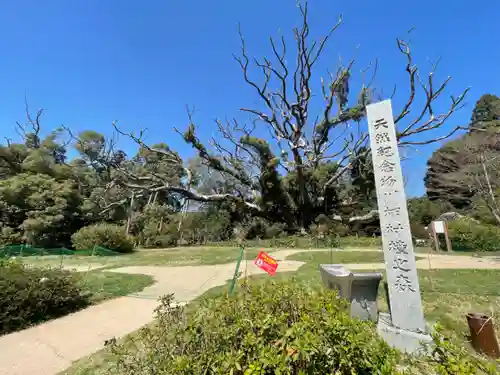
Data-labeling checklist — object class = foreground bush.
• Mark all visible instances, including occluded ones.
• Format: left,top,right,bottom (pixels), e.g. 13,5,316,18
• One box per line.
0,260,89,335
71,223,134,253
445,219,500,252
108,281,399,374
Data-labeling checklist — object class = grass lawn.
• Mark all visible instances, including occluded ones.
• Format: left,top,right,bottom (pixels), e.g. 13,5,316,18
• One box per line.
81,271,155,303
18,241,494,273
287,249,385,263
285,251,500,341
21,246,261,270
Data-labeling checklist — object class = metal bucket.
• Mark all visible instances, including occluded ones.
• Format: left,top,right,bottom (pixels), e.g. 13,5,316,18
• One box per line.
466,313,500,358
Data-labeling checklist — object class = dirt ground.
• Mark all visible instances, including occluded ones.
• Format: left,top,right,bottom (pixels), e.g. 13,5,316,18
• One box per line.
343,252,500,270
0,249,499,375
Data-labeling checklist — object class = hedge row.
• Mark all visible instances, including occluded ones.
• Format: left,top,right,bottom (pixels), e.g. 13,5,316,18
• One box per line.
446,219,500,252
71,223,134,253
0,260,90,335
29,218,500,254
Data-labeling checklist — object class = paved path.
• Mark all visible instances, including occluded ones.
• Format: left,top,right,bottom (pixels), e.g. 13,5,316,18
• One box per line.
1,249,499,375
0,251,303,375
341,253,500,270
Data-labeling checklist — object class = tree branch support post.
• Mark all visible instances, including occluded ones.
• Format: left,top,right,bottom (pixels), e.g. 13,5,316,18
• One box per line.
125,192,135,235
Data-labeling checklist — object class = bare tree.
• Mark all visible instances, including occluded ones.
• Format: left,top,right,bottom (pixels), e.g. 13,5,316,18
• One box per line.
15,96,44,149
111,1,469,232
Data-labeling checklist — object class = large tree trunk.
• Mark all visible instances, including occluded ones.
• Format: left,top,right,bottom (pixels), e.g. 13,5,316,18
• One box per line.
125,192,135,235
177,199,190,244
293,151,312,232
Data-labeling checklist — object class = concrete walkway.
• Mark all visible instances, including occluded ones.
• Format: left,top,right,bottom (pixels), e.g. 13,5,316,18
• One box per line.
1,249,499,375
343,253,500,270
0,251,303,375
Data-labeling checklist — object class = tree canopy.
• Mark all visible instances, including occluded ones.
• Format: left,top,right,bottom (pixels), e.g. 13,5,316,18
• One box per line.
0,1,472,246
424,94,500,224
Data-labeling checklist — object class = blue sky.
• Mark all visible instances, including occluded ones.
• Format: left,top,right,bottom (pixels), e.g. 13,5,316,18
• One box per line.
1,0,499,197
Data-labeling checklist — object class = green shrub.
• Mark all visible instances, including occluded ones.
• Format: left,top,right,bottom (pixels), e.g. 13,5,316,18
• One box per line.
245,217,269,239
445,219,500,252
107,281,400,374
71,223,134,253
143,234,179,249
0,226,22,246
407,324,499,375
410,222,431,247
329,222,350,237
264,222,287,238
411,222,430,240
174,210,233,244
311,214,351,237
0,260,89,335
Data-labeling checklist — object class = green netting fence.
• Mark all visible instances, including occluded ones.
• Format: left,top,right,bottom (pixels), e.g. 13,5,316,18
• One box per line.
0,244,122,258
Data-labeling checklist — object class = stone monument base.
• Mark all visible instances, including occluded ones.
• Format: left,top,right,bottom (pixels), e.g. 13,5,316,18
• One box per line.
377,313,433,354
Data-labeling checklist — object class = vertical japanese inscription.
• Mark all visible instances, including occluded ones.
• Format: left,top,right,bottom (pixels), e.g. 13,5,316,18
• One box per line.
367,100,426,332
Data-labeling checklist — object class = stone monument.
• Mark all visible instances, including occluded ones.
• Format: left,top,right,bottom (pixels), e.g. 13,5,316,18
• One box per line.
366,99,432,353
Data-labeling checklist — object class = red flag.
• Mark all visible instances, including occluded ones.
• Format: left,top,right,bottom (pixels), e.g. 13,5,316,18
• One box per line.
254,251,278,275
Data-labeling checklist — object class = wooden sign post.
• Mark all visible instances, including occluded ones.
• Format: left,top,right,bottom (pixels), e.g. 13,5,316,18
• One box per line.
444,221,453,252
430,220,452,252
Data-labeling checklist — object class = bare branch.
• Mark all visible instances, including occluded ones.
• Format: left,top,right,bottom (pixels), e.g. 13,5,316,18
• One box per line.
322,134,369,190
113,0,469,233
332,209,379,224
391,37,469,145
393,39,417,124
123,181,261,212
112,122,181,164
177,121,257,189
15,97,44,147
